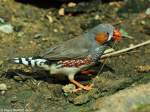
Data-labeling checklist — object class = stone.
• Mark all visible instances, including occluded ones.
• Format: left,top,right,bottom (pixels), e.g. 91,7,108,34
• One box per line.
0,83,7,91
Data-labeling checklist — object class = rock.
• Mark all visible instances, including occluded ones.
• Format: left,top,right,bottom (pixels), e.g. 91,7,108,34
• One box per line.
34,33,44,39
135,65,150,73
1,90,6,95
53,29,58,33
94,15,100,20
62,84,76,93
13,76,24,81
145,8,150,15
17,32,24,38
0,24,14,34
0,83,7,91
73,94,90,105
68,2,77,8
11,96,18,103
92,83,150,112
140,20,146,25
46,15,53,23
0,17,13,34
0,18,5,23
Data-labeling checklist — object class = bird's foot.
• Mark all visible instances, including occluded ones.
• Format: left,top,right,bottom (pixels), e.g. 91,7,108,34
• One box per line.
83,84,93,90
73,84,93,92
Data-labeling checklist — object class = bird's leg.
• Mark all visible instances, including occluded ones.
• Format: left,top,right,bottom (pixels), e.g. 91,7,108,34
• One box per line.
68,74,93,91
70,80,93,91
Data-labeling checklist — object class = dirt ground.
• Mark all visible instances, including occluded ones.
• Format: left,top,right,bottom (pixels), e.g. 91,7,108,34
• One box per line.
0,0,150,112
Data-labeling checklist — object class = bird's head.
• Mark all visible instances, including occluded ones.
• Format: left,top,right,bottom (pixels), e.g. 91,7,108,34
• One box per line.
95,28,122,45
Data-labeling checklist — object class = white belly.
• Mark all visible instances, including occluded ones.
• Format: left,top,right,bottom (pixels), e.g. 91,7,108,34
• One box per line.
50,64,90,76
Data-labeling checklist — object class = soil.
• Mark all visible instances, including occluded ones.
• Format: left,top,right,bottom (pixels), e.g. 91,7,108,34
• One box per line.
0,0,150,112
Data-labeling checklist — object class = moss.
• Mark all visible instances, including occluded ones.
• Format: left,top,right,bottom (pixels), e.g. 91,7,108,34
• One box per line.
132,104,150,112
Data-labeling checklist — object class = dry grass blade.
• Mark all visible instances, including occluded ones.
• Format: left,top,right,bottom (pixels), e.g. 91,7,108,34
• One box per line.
101,40,150,59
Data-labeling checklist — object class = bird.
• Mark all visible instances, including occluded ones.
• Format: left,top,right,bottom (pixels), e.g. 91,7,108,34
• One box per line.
9,23,121,91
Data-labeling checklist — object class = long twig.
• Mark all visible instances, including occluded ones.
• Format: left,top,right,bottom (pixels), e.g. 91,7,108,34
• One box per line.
101,40,150,59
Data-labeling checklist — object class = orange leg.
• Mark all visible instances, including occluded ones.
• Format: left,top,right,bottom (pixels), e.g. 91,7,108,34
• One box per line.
70,79,93,91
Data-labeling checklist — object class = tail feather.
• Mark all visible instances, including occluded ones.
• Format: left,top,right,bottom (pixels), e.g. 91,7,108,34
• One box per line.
9,57,50,68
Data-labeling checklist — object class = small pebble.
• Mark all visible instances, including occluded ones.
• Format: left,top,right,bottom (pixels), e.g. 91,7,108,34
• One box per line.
73,94,90,105
0,24,14,34
136,65,150,73
94,15,100,20
62,84,76,93
17,32,24,38
58,8,65,16
34,33,43,39
68,2,77,7
145,8,150,15
46,15,53,23
0,17,5,23
1,90,5,95
53,29,58,33
0,83,7,91
13,76,24,81
129,44,134,47
140,20,146,25
11,96,18,103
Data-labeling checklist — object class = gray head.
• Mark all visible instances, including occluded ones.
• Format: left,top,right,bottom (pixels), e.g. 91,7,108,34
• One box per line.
87,24,122,45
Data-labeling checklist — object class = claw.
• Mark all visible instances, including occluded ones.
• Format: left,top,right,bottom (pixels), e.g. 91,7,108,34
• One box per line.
83,84,93,91
73,84,94,92
70,79,93,92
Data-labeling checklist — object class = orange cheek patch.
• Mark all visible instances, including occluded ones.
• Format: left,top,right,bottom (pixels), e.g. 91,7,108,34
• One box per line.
95,32,108,44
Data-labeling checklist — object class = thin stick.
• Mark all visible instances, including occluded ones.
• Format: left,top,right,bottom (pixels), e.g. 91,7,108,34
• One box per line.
101,40,150,59
123,35,134,39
